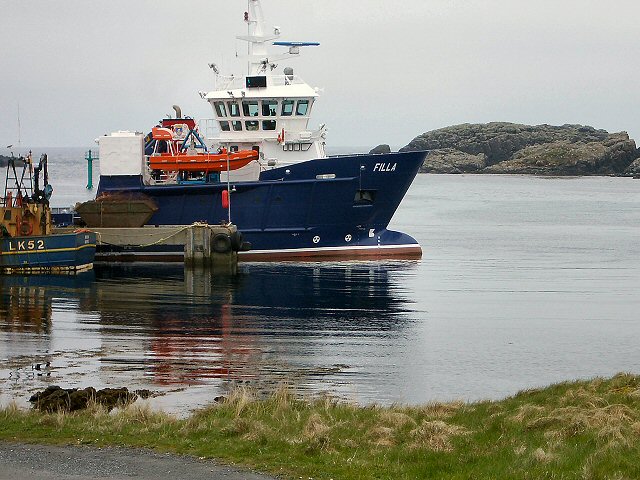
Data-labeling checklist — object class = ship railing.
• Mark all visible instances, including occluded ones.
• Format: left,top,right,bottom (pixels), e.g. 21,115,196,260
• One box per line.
215,74,308,91
144,162,179,186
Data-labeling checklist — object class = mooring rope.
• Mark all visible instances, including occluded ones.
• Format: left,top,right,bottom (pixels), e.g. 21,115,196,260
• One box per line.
92,222,232,248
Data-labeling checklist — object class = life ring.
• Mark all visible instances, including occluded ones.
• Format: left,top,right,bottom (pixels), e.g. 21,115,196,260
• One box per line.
20,221,33,236
212,233,232,254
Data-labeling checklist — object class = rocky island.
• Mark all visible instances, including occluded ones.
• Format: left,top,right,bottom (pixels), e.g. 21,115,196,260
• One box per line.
396,123,640,176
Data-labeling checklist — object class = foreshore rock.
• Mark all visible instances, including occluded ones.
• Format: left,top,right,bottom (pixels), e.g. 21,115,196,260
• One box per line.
29,385,151,412
401,122,640,175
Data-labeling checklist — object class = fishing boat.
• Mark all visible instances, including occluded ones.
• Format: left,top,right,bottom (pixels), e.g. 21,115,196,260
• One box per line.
95,0,427,260
0,153,96,273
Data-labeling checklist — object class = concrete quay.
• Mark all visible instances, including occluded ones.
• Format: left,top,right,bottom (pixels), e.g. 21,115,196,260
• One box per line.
54,223,241,272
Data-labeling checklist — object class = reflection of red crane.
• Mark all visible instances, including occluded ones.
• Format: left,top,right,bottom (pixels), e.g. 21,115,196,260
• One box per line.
148,304,259,386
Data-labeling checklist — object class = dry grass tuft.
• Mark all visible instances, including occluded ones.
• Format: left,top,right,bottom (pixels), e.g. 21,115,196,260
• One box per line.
271,383,294,412
301,413,332,450
0,402,22,420
35,412,60,428
409,420,470,452
227,387,255,417
559,385,612,409
514,444,527,456
514,399,639,447
378,411,416,430
532,447,555,464
221,418,271,442
511,404,546,423
319,394,340,413
417,401,465,419
242,419,272,442
108,403,175,434
367,426,396,448
223,417,254,437
85,399,109,418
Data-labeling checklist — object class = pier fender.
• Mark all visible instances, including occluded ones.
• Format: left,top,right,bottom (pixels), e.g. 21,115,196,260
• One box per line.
230,231,243,251
212,233,232,254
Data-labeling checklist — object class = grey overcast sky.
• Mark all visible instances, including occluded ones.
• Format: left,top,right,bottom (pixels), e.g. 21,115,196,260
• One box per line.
1,0,639,149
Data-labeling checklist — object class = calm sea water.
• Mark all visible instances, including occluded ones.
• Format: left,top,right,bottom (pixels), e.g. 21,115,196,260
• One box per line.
1,148,639,413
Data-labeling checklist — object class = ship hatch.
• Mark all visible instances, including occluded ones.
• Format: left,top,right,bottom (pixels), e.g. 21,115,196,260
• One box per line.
354,190,377,205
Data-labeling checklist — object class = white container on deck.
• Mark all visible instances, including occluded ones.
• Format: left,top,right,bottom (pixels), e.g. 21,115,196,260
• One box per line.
99,131,144,176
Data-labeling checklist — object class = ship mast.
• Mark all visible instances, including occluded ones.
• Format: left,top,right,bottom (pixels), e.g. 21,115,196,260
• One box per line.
234,0,320,78
17,102,21,148
239,0,280,76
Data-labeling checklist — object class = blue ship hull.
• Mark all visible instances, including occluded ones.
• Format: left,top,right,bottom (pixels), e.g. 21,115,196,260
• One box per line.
0,232,96,273
97,151,426,260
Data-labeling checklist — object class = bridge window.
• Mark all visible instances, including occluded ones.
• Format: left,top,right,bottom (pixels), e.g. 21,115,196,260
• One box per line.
283,142,313,152
232,121,242,131
228,102,240,117
219,121,230,132
214,101,227,117
246,120,259,131
296,99,309,116
242,101,259,117
262,100,278,116
262,120,277,131
282,100,294,116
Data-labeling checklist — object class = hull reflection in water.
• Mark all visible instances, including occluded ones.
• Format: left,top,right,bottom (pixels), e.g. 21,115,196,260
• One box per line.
88,263,415,387
0,273,95,334
0,262,418,412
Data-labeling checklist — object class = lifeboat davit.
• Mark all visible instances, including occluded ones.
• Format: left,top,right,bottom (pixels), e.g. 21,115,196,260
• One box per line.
149,149,259,172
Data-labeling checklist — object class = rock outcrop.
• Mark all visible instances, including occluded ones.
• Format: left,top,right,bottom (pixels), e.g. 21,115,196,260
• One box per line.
625,158,640,177
401,122,640,175
369,144,392,155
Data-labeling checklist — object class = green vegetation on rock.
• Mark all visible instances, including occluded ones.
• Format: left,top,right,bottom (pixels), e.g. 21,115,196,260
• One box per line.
402,122,640,175
2,374,640,479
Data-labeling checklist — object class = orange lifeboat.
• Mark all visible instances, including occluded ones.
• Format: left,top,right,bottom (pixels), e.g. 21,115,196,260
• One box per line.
151,127,174,141
148,149,259,172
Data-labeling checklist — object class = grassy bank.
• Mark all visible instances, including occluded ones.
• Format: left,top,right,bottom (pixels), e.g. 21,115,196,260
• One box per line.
2,374,640,479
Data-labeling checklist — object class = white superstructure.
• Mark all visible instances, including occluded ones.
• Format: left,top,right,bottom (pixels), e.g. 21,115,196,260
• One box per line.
203,0,326,181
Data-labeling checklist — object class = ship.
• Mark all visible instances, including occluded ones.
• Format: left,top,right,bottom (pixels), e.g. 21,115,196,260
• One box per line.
94,0,426,261
1,153,96,273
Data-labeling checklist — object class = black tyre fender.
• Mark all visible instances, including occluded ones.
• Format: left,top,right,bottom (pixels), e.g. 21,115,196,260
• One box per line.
230,231,243,251
212,233,232,254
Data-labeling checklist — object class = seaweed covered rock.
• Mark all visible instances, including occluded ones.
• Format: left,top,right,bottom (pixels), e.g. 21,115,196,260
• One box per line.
401,123,639,175
29,386,139,412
